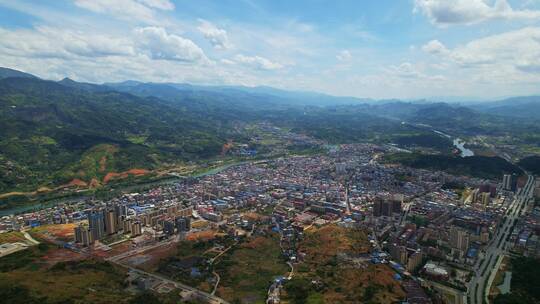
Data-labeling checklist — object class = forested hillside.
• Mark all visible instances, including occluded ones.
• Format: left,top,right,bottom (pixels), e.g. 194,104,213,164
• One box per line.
1,68,540,196
0,77,238,193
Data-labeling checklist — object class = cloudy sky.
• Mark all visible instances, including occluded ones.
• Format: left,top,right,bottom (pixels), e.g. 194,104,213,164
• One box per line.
1,0,540,99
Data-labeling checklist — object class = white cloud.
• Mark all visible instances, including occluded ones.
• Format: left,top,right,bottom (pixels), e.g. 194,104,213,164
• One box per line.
197,19,232,49
386,62,445,81
0,26,134,59
414,0,540,25
0,25,209,65
134,27,210,63
450,27,540,70
233,54,284,70
136,0,174,10
336,50,352,61
422,39,449,55
389,62,422,78
416,27,540,92
74,0,173,24
220,58,235,65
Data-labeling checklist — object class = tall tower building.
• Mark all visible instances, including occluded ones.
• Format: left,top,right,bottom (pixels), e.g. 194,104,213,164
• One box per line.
373,198,383,217
131,221,142,236
390,244,408,265
88,211,105,241
481,192,490,206
104,208,117,235
163,220,175,235
123,218,132,234
450,227,470,252
406,250,424,272
175,216,191,232
503,174,511,191
74,224,93,247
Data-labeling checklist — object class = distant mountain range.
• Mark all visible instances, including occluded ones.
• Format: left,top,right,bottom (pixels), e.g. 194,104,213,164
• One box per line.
472,96,540,119
105,80,375,107
4,66,540,114
1,66,539,195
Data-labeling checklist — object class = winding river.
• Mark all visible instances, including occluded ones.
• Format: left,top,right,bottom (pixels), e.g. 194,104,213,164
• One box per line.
432,129,474,157
453,138,474,157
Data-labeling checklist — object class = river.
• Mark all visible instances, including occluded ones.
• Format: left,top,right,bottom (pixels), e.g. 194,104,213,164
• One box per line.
431,129,474,157
453,138,474,157
0,160,255,216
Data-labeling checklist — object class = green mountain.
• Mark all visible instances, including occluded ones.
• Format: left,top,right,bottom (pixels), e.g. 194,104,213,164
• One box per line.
1,68,539,197
106,81,370,107
474,96,540,120
384,153,523,180
0,76,237,194
0,67,37,80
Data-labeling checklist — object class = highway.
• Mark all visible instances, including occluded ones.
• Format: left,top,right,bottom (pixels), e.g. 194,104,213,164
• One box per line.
466,175,536,304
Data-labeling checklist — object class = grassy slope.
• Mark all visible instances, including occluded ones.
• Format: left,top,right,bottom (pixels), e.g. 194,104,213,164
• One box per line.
0,242,132,304
216,234,288,303
284,225,405,304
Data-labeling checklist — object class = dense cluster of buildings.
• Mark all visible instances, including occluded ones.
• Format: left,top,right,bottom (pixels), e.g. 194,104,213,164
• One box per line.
508,177,540,257
73,202,193,247
2,141,540,304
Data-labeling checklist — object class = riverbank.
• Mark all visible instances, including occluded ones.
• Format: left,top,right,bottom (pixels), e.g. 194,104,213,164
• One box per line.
0,159,251,216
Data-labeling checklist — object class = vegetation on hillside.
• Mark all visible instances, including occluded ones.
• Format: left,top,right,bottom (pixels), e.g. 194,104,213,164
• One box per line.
215,234,288,303
494,257,540,304
2,70,540,203
283,225,404,304
384,153,523,180
393,133,453,151
0,77,236,194
518,156,540,175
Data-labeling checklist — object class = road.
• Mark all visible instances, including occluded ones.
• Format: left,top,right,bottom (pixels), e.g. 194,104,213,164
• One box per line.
209,242,237,295
22,230,40,245
119,262,229,304
266,216,296,304
286,261,294,280
106,239,173,262
466,175,536,304
106,238,230,304
211,271,220,295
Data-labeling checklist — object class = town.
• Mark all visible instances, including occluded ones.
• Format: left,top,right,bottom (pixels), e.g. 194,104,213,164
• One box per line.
1,143,539,304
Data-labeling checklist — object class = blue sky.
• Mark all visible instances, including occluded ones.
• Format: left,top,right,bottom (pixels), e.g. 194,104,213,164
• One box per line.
1,0,540,99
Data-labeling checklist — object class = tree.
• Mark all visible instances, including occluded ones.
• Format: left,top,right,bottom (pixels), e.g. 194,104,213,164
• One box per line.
129,292,162,304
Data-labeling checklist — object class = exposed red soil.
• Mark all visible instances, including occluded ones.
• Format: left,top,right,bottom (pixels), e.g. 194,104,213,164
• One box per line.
186,230,222,242
103,168,150,183
89,178,101,188
66,179,88,187
42,248,85,266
